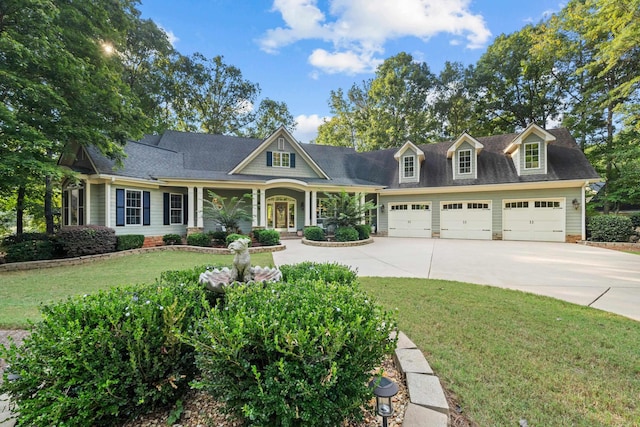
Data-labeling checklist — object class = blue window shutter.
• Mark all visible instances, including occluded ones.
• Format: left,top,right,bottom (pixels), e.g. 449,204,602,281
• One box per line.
163,193,170,225
183,194,188,225
290,153,296,168
116,189,125,226
143,191,151,226
267,151,272,166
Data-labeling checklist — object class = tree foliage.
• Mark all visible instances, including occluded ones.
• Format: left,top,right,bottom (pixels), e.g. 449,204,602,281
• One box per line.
321,190,376,229
202,191,253,234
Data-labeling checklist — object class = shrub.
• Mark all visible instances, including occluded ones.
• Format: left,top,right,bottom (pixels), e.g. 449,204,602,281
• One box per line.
187,232,211,247
208,230,227,245
2,232,49,247
335,226,359,242
190,279,397,426
354,224,371,240
630,212,640,228
304,226,325,241
57,226,117,257
588,215,633,242
116,234,145,251
226,233,251,246
0,281,210,426
163,234,183,245
4,239,55,263
258,229,280,246
279,261,358,285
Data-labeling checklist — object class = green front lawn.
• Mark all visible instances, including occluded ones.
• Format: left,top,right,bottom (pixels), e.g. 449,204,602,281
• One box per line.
1,253,638,425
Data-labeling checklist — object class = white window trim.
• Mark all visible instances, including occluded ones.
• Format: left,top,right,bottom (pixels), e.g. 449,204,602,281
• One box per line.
402,155,416,179
277,137,285,151
523,142,540,170
272,152,291,168
169,193,183,225
125,189,142,226
458,149,472,175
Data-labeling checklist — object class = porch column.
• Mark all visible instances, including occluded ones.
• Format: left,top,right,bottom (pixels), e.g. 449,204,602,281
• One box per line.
359,193,366,224
187,186,195,228
260,189,266,227
252,188,258,227
311,191,317,226
197,187,204,228
304,190,311,226
85,182,91,225
105,182,111,228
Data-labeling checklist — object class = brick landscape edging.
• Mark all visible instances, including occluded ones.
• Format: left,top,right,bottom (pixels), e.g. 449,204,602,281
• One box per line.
0,244,286,273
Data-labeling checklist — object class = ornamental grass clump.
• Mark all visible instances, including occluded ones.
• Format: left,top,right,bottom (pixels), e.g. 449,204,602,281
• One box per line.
190,277,397,427
0,281,210,426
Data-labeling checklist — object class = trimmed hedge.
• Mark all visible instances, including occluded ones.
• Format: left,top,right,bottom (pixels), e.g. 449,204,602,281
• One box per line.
208,230,228,246
186,232,211,247
257,229,280,246
335,226,359,242
354,224,371,240
4,239,55,263
588,215,633,242
631,212,640,228
57,226,117,257
116,234,145,251
0,281,210,426
162,234,183,245
304,226,325,241
280,261,358,285
225,233,251,246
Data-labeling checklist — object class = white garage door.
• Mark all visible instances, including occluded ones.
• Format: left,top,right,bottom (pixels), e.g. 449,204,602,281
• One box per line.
502,199,565,242
440,201,492,240
388,203,432,237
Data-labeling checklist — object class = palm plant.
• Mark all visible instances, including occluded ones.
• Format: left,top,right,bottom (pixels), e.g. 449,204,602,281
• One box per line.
322,190,376,229
202,191,253,234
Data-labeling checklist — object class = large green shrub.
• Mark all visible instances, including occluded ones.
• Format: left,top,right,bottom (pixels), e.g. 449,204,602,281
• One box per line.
162,233,183,245
208,230,228,245
57,225,117,257
303,226,325,241
4,239,55,263
335,226,359,242
258,229,280,246
588,215,633,242
280,261,358,285
116,234,145,251
186,232,211,247
2,232,49,247
226,233,251,246
354,224,371,240
630,212,640,228
0,281,209,426
190,279,396,426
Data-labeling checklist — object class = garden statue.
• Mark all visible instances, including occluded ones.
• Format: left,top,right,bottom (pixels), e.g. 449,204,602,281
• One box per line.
198,237,282,294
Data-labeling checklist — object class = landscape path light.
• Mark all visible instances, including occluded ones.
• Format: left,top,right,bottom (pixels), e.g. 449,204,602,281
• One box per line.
369,376,399,427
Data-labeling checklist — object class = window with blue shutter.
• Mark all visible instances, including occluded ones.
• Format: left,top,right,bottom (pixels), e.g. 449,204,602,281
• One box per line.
143,191,151,225
290,153,296,168
163,193,170,225
267,151,273,166
183,194,188,225
116,189,125,226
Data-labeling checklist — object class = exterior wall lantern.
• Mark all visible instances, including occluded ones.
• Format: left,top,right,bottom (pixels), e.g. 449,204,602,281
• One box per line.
572,198,580,210
369,376,399,427
380,204,385,213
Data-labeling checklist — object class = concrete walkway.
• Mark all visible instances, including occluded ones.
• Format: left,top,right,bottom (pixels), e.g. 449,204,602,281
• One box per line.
273,237,640,321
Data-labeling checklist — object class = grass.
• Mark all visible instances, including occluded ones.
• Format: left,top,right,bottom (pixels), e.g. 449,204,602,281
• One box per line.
1,253,639,425
360,277,640,426
0,251,273,328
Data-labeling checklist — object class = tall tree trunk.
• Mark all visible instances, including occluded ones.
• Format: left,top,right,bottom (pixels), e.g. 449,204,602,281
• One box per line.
45,174,54,234
603,105,614,215
16,186,25,235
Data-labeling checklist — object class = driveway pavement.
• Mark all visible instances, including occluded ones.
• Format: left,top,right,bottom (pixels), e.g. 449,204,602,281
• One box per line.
273,237,640,321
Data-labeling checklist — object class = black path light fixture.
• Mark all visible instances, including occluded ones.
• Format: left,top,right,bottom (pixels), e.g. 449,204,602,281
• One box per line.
369,376,399,427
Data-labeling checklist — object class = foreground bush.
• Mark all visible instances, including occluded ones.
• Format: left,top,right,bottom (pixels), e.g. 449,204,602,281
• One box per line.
190,279,397,426
186,232,211,247
303,226,325,241
335,226,359,242
257,229,280,246
589,215,633,242
354,224,372,240
4,238,55,263
57,225,117,257
116,234,145,251
280,261,358,285
0,281,209,426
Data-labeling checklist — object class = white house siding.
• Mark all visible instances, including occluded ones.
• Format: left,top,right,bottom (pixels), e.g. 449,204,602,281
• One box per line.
379,186,583,241
238,138,321,179
89,183,105,226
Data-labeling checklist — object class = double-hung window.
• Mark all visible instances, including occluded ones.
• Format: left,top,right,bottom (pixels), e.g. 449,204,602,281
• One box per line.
170,194,183,224
126,190,142,225
458,149,472,174
524,142,540,169
403,155,415,179
273,152,290,167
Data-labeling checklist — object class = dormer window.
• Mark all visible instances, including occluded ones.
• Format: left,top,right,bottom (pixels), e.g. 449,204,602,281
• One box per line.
403,155,415,179
524,142,540,169
458,149,472,175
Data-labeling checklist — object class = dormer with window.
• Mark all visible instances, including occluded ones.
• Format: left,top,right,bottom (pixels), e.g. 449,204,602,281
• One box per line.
394,141,424,183
447,133,484,180
503,123,556,176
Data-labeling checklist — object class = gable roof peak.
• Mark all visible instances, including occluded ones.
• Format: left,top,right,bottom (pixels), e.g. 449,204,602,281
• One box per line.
393,140,425,161
447,132,484,159
504,123,557,154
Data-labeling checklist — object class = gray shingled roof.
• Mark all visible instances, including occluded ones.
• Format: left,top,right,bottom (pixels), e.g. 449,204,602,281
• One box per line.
79,128,598,187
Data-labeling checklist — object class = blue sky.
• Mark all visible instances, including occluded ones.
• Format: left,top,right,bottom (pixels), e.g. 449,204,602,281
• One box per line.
138,0,564,142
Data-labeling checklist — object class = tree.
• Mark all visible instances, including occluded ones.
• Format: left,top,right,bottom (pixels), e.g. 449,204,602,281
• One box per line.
243,98,297,138
322,190,376,229
432,62,481,139
202,192,253,234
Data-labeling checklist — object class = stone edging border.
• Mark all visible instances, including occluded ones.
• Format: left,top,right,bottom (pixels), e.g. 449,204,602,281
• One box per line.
0,244,286,273
301,237,374,247
393,331,450,427
577,240,640,252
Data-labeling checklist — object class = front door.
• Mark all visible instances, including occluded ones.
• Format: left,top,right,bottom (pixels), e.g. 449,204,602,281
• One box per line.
275,202,288,228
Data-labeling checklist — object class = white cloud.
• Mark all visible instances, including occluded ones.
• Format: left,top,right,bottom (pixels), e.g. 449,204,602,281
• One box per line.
158,25,179,47
293,114,328,143
259,0,491,74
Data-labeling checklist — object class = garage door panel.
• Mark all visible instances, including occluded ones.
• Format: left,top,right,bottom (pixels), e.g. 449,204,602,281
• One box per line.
388,203,432,238
503,200,565,242
440,201,492,240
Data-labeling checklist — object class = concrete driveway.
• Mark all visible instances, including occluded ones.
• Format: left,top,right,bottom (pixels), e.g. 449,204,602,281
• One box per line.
272,237,640,322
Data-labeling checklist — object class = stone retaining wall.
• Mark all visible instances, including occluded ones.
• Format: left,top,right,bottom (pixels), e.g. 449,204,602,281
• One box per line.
301,237,374,247
578,241,640,252
0,244,286,273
